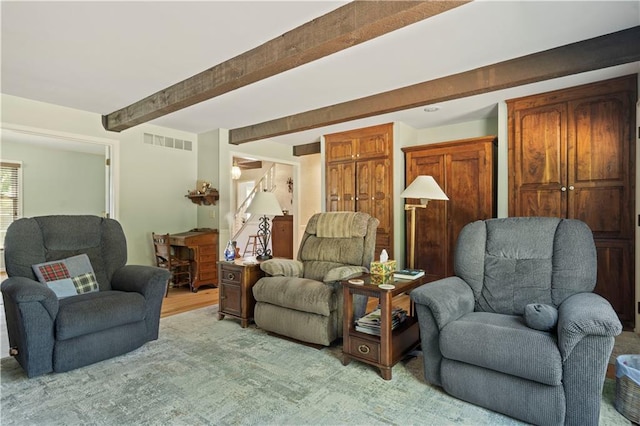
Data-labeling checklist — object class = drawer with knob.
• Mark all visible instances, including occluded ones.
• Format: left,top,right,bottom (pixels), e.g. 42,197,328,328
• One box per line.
349,336,380,363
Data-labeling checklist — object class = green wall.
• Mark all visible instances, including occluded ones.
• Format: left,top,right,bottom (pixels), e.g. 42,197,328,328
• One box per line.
1,141,105,217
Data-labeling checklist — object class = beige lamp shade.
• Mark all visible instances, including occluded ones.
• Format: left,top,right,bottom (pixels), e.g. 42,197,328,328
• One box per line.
246,191,283,217
400,175,448,205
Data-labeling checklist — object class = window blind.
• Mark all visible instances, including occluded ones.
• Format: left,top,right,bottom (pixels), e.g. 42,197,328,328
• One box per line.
1,161,21,247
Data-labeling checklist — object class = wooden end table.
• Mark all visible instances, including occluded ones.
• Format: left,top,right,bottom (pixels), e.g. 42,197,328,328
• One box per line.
217,260,264,328
342,274,426,380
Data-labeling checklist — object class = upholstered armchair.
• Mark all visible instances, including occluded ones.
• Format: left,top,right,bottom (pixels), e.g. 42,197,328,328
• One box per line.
252,211,379,346
1,215,170,377
410,217,622,426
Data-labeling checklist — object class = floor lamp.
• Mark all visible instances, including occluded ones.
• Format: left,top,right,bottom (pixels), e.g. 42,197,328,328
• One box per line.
245,190,283,260
400,176,448,270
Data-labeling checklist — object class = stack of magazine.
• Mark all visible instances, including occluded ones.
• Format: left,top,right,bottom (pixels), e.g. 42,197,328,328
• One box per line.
355,306,407,336
393,268,425,279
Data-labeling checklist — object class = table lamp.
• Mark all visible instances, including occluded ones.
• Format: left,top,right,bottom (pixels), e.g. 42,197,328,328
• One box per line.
400,175,448,269
245,190,283,259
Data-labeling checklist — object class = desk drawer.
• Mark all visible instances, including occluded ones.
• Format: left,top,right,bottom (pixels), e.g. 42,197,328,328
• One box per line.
349,336,380,363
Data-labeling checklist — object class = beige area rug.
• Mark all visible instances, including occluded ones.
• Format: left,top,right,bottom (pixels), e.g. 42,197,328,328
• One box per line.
0,306,632,425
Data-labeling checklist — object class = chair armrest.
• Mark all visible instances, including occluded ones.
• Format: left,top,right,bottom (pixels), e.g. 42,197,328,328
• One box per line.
410,277,475,329
557,292,622,360
111,265,170,297
1,276,59,377
1,276,58,319
260,259,304,277
323,265,367,283
111,265,170,341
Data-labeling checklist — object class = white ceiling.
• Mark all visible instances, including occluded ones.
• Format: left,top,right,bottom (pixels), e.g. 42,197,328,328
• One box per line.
2,1,639,148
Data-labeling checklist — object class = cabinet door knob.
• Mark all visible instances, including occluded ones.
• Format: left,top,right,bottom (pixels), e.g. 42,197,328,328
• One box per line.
569,185,575,191
561,186,567,192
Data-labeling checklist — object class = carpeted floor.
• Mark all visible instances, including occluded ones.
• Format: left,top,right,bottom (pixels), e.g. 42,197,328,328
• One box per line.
0,306,632,425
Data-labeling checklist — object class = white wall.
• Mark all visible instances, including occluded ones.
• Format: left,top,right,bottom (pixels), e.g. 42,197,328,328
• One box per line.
298,153,322,251
1,94,198,266
1,141,105,217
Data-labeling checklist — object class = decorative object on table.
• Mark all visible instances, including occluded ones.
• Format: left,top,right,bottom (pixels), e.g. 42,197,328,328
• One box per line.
224,240,237,261
245,190,283,260
394,268,425,280
370,273,395,285
400,175,448,269
370,249,396,276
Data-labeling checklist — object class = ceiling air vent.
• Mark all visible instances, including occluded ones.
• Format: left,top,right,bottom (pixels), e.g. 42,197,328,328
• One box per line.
143,133,193,152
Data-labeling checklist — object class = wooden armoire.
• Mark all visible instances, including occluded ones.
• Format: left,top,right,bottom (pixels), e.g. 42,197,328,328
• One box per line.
507,75,636,329
402,136,497,282
325,123,393,257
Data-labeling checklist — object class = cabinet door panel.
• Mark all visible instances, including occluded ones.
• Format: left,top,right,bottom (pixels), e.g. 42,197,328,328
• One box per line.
356,131,389,159
326,138,355,162
446,150,493,276
326,163,355,212
356,159,392,256
573,187,624,236
568,93,632,238
512,104,566,217
595,240,635,329
220,283,241,316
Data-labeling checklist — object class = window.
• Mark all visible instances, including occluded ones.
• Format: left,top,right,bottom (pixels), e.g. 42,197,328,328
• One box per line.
0,161,22,249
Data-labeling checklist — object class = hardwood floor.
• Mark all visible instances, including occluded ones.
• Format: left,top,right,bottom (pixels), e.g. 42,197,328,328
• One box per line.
161,285,218,318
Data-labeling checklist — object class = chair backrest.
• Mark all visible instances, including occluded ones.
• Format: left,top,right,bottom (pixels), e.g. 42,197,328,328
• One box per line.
152,233,172,268
454,217,597,315
4,215,127,291
296,211,379,281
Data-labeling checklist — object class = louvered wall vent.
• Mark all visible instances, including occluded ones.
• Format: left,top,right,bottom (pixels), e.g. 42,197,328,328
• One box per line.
143,133,193,152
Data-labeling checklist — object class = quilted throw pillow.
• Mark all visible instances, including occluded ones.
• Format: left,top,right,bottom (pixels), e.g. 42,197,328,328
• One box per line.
32,254,99,298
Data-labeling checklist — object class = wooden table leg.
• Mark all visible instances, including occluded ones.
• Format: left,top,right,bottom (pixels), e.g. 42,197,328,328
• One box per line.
380,367,392,381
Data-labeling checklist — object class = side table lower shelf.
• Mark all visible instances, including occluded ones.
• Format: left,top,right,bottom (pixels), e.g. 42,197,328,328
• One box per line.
342,274,425,380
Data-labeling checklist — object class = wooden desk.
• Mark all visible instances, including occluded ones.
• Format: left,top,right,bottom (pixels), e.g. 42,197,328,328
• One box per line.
170,229,219,291
342,274,425,380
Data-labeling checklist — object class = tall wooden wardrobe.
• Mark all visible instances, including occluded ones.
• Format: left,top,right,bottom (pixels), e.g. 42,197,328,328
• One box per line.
402,136,497,282
507,75,636,329
325,123,393,257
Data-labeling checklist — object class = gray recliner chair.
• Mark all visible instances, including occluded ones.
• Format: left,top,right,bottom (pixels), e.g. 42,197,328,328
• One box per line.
410,217,622,426
252,211,379,346
1,215,170,377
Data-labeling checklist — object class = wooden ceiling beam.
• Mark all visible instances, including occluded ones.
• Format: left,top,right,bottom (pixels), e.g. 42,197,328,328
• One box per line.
230,25,640,145
293,141,321,156
237,160,263,170
102,1,470,133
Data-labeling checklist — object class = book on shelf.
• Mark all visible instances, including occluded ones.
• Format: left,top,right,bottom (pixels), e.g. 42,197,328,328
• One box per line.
393,268,425,279
354,306,407,336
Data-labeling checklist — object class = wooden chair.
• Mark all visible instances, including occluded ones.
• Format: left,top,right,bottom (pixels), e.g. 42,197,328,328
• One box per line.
152,233,193,296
